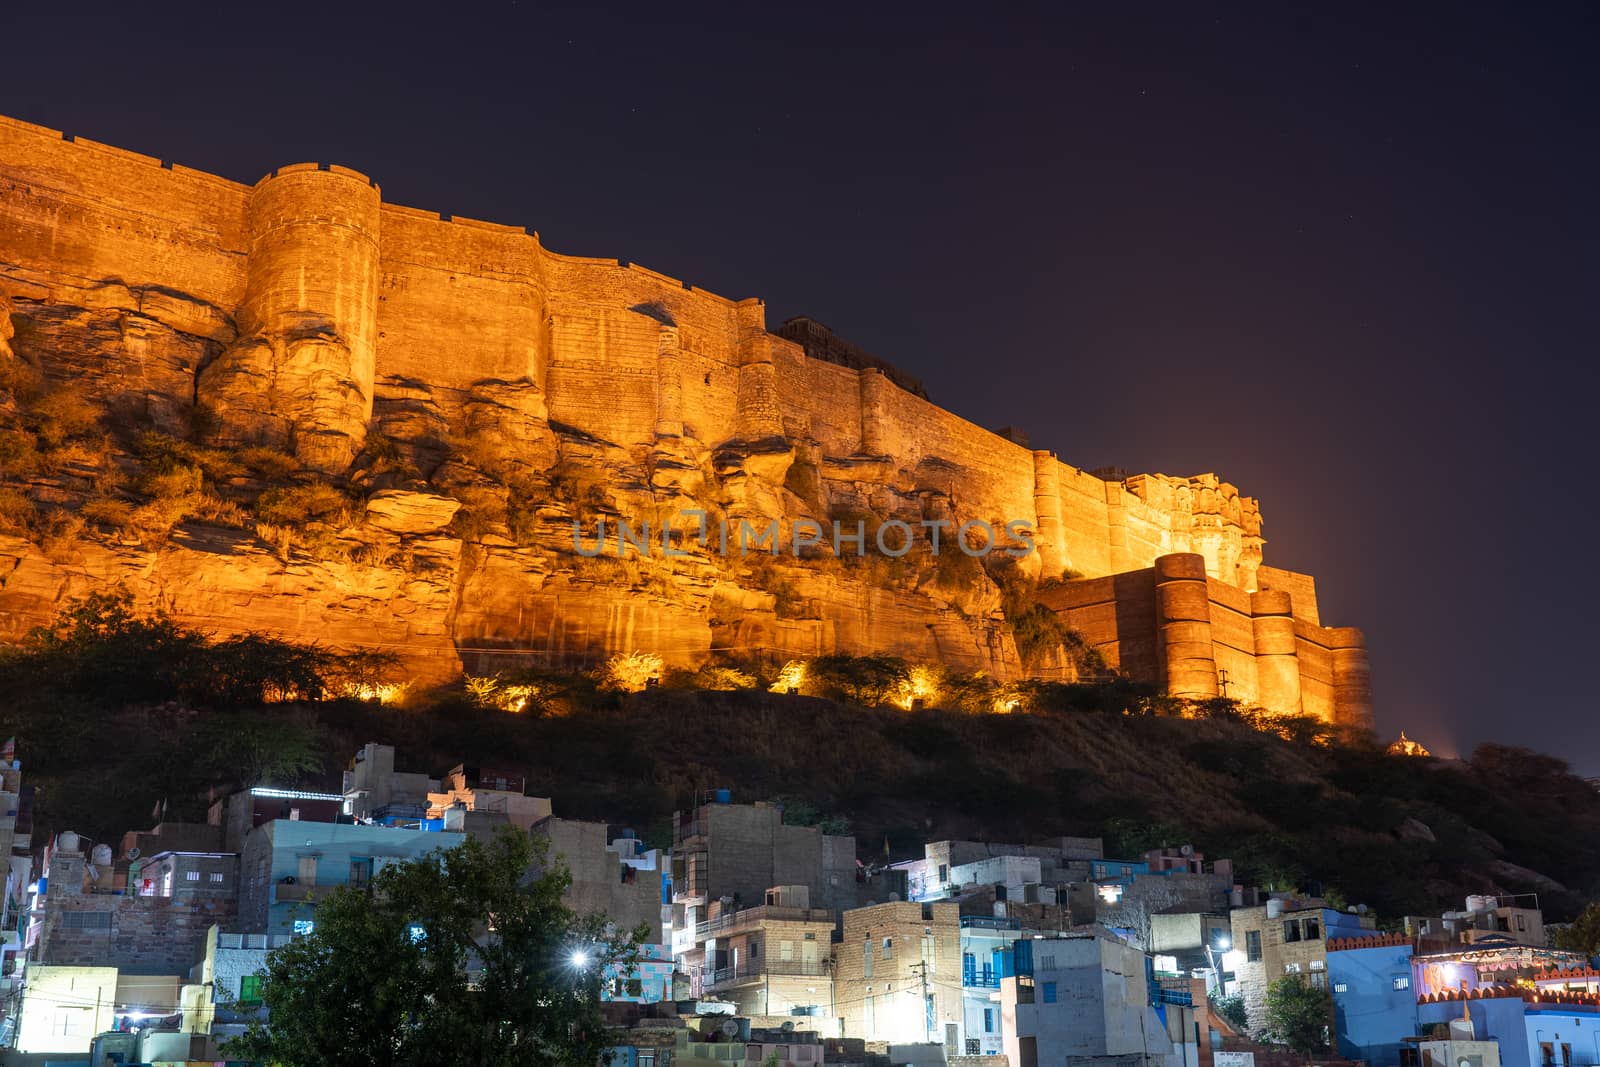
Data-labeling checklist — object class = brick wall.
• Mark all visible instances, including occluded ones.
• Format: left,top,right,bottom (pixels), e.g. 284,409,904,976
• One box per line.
38,894,236,974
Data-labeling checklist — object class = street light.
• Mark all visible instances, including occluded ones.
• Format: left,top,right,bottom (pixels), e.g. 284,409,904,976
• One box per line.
570,949,591,969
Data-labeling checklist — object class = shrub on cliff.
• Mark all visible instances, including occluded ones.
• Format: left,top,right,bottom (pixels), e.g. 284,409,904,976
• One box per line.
25,384,100,447
806,653,911,707
0,429,42,477
0,487,37,534
255,483,353,527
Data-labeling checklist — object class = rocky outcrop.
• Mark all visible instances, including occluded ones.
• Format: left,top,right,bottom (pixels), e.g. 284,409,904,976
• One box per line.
364,490,461,535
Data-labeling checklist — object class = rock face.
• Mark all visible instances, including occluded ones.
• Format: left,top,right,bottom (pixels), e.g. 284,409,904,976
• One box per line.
0,113,1374,723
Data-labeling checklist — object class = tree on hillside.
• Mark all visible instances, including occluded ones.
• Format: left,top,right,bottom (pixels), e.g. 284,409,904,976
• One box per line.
224,829,645,1067
1554,900,1600,959
1262,974,1332,1062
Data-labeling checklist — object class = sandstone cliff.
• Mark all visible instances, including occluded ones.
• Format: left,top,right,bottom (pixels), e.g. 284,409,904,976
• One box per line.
0,113,1371,723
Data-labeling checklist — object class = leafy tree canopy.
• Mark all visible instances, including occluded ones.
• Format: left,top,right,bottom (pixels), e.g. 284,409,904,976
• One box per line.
226,829,644,1067
1262,974,1332,1058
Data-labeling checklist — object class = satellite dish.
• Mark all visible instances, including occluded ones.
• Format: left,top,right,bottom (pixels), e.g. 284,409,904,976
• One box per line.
125,847,141,861
720,1020,740,1038
1179,844,1194,856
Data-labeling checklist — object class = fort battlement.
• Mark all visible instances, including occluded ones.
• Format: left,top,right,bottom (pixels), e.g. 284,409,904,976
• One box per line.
0,113,1373,721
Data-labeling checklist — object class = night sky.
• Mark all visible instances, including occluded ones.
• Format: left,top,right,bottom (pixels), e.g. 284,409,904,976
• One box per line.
6,4,1598,768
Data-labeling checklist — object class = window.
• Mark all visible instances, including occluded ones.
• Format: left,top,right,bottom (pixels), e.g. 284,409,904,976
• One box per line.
1303,918,1321,940
1310,973,1326,990
626,978,643,997
60,911,112,930
239,975,263,1005
1284,920,1301,943
1334,982,1349,994
209,872,225,883
350,858,373,888
1246,930,1262,962
293,919,316,936
749,939,761,959
640,1055,655,1067
1042,981,1057,1003
864,940,874,979
1285,963,1302,974
1310,960,1325,971
882,937,893,960
1517,915,1528,932
983,1008,994,1033
1392,976,1410,991
185,870,201,881
938,864,949,883
922,903,934,920
1039,954,1056,970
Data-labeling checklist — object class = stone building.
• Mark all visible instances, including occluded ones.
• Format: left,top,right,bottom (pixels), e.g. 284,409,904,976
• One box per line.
680,884,836,1023
834,900,962,1048
428,762,553,832
895,838,1104,903
1229,898,1377,1031
671,798,864,940
534,818,669,950
342,741,440,821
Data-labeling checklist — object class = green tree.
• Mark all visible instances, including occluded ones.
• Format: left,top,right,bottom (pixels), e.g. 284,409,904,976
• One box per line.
806,653,910,706
1210,992,1249,1034
225,829,643,1067
1262,974,1332,1061
1554,900,1600,958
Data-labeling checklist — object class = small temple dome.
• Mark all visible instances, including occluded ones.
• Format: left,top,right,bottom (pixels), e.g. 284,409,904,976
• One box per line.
1387,730,1432,757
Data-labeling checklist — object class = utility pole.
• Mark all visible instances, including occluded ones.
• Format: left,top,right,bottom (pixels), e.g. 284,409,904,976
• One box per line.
912,960,931,1042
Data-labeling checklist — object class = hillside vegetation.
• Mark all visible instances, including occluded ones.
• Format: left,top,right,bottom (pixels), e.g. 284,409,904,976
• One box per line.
2,594,1595,925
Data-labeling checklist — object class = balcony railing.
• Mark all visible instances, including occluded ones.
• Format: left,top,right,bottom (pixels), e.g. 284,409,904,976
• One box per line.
271,883,319,904
960,916,1021,931
962,965,1002,989
702,958,829,988
694,905,835,940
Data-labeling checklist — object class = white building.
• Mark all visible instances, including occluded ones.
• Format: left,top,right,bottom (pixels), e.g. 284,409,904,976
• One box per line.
1001,934,1197,1067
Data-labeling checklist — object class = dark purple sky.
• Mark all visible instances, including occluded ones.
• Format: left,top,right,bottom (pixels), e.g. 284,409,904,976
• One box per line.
6,3,1597,768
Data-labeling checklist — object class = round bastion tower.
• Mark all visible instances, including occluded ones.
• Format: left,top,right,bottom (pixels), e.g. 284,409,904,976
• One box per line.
1249,589,1303,717
1329,627,1376,731
1154,552,1220,699
199,164,381,472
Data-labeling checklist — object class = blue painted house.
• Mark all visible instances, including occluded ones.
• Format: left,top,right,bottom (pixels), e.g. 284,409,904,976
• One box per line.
1419,993,1600,1067
238,818,464,934
1328,933,1418,1065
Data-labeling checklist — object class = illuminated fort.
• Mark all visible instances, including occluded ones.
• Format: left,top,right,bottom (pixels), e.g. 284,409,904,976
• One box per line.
0,114,1372,728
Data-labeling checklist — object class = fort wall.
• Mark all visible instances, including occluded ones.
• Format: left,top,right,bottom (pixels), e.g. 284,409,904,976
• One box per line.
0,114,1371,715
1038,553,1374,730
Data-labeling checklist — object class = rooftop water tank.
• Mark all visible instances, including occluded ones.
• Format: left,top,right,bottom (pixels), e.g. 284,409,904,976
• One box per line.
57,831,80,854
90,844,112,866
1466,895,1497,913
1266,898,1284,918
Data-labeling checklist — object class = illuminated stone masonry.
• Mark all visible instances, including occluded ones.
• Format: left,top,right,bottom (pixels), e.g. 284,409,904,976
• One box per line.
0,113,1371,726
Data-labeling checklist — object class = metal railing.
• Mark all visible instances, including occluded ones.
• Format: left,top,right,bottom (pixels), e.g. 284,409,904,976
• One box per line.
694,905,835,939
960,916,1021,931
963,967,1002,989
702,958,829,987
